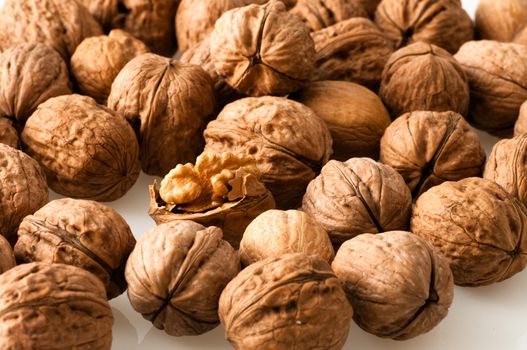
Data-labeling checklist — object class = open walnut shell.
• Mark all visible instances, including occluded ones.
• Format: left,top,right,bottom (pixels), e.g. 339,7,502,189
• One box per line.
0,236,15,275
290,0,368,32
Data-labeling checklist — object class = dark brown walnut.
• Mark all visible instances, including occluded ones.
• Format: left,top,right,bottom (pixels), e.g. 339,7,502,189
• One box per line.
0,144,48,244
374,0,473,54
290,0,368,32
0,236,15,275
380,111,486,197
411,177,527,286
125,221,240,336
0,0,102,61
302,158,412,247
0,118,19,149
15,198,136,299
476,0,527,43
71,30,149,104
290,80,390,161
204,96,332,209
454,40,527,137
380,42,469,118
514,101,527,137
210,1,316,96
21,94,140,201
108,53,215,176
219,253,353,350
332,231,453,340
0,263,113,349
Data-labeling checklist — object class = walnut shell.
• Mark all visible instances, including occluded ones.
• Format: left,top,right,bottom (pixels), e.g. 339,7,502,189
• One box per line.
302,158,412,247
353,0,381,16
332,231,453,340
108,53,215,176
0,236,15,275
15,198,136,299
374,0,473,54
210,0,316,96
514,101,527,137
380,111,486,197
0,118,19,149
290,0,368,32
290,80,390,161
0,263,113,349
125,221,240,336
21,94,140,201
219,253,353,350
411,177,527,286
71,30,149,104
204,96,332,209
475,0,527,42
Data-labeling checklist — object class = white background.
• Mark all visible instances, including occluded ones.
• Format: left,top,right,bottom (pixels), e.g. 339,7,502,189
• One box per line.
3,0,527,349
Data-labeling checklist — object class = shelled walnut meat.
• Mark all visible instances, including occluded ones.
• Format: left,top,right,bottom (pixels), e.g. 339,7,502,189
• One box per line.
476,0,527,44
0,263,113,349
0,118,19,149
290,0,368,32
21,94,140,202
411,178,527,286
0,236,15,275
514,101,527,137
219,253,353,350
126,221,240,336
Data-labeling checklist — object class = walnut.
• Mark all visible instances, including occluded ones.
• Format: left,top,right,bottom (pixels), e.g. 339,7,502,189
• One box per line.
374,0,473,54
219,253,353,349
310,17,394,90
71,30,149,104
290,0,368,32
411,177,527,286
380,42,469,118
0,263,113,349
514,101,527,137
0,0,103,61
210,1,316,96
21,94,140,202
290,80,390,161
204,96,332,209
302,158,412,248
454,40,527,137
125,220,240,336
0,236,15,275
353,0,381,16
108,53,215,176
380,111,486,197
475,0,527,43
332,231,453,340
0,118,19,149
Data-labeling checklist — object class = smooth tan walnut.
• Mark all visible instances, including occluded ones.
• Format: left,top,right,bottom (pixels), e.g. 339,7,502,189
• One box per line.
0,118,19,149
290,0,368,32
476,0,527,43
0,236,15,275
514,101,527,137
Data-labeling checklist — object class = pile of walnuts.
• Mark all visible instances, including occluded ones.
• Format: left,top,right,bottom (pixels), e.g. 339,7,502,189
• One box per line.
0,0,526,349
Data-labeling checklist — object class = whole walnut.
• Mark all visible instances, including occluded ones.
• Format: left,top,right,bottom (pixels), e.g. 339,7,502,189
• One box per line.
380,42,469,118
302,158,412,247
514,101,527,137
380,111,486,197
204,96,332,209
0,144,48,244
475,0,527,43
290,0,368,32
21,94,140,201
411,177,527,286
71,30,149,104
125,220,240,336
374,0,473,54
290,80,390,161
210,1,316,96
0,0,102,61
239,209,334,265
0,118,19,149
0,236,15,275
219,253,353,350
333,231,453,340
108,53,215,176
0,263,113,349
454,40,527,137
15,198,136,299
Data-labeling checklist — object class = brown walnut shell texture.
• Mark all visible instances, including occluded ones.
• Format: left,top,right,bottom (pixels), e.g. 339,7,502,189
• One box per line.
0,0,103,61
21,94,140,202
290,0,368,32
354,0,381,16
514,101,527,137
210,0,316,97
454,40,527,137
0,118,19,149
0,263,113,349
475,0,527,43
411,177,527,286
380,111,486,197
219,253,353,350
374,0,473,54
204,96,332,209
125,221,240,336
380,42,469,118
15,198,136,299
332,231,453,340
302,158,412,247
0,144,48,244
0,236,15,275
0,44,72,124
108,53,215,176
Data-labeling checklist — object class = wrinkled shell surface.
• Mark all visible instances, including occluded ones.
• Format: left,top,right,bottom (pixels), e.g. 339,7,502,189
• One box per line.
290,0,368,32
125,221,240,336
219,253,353,350
411,177,527,286
0,118,19,149
475,0,527,42
0,236,15,275
514,101,527,137
353,0,381,16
